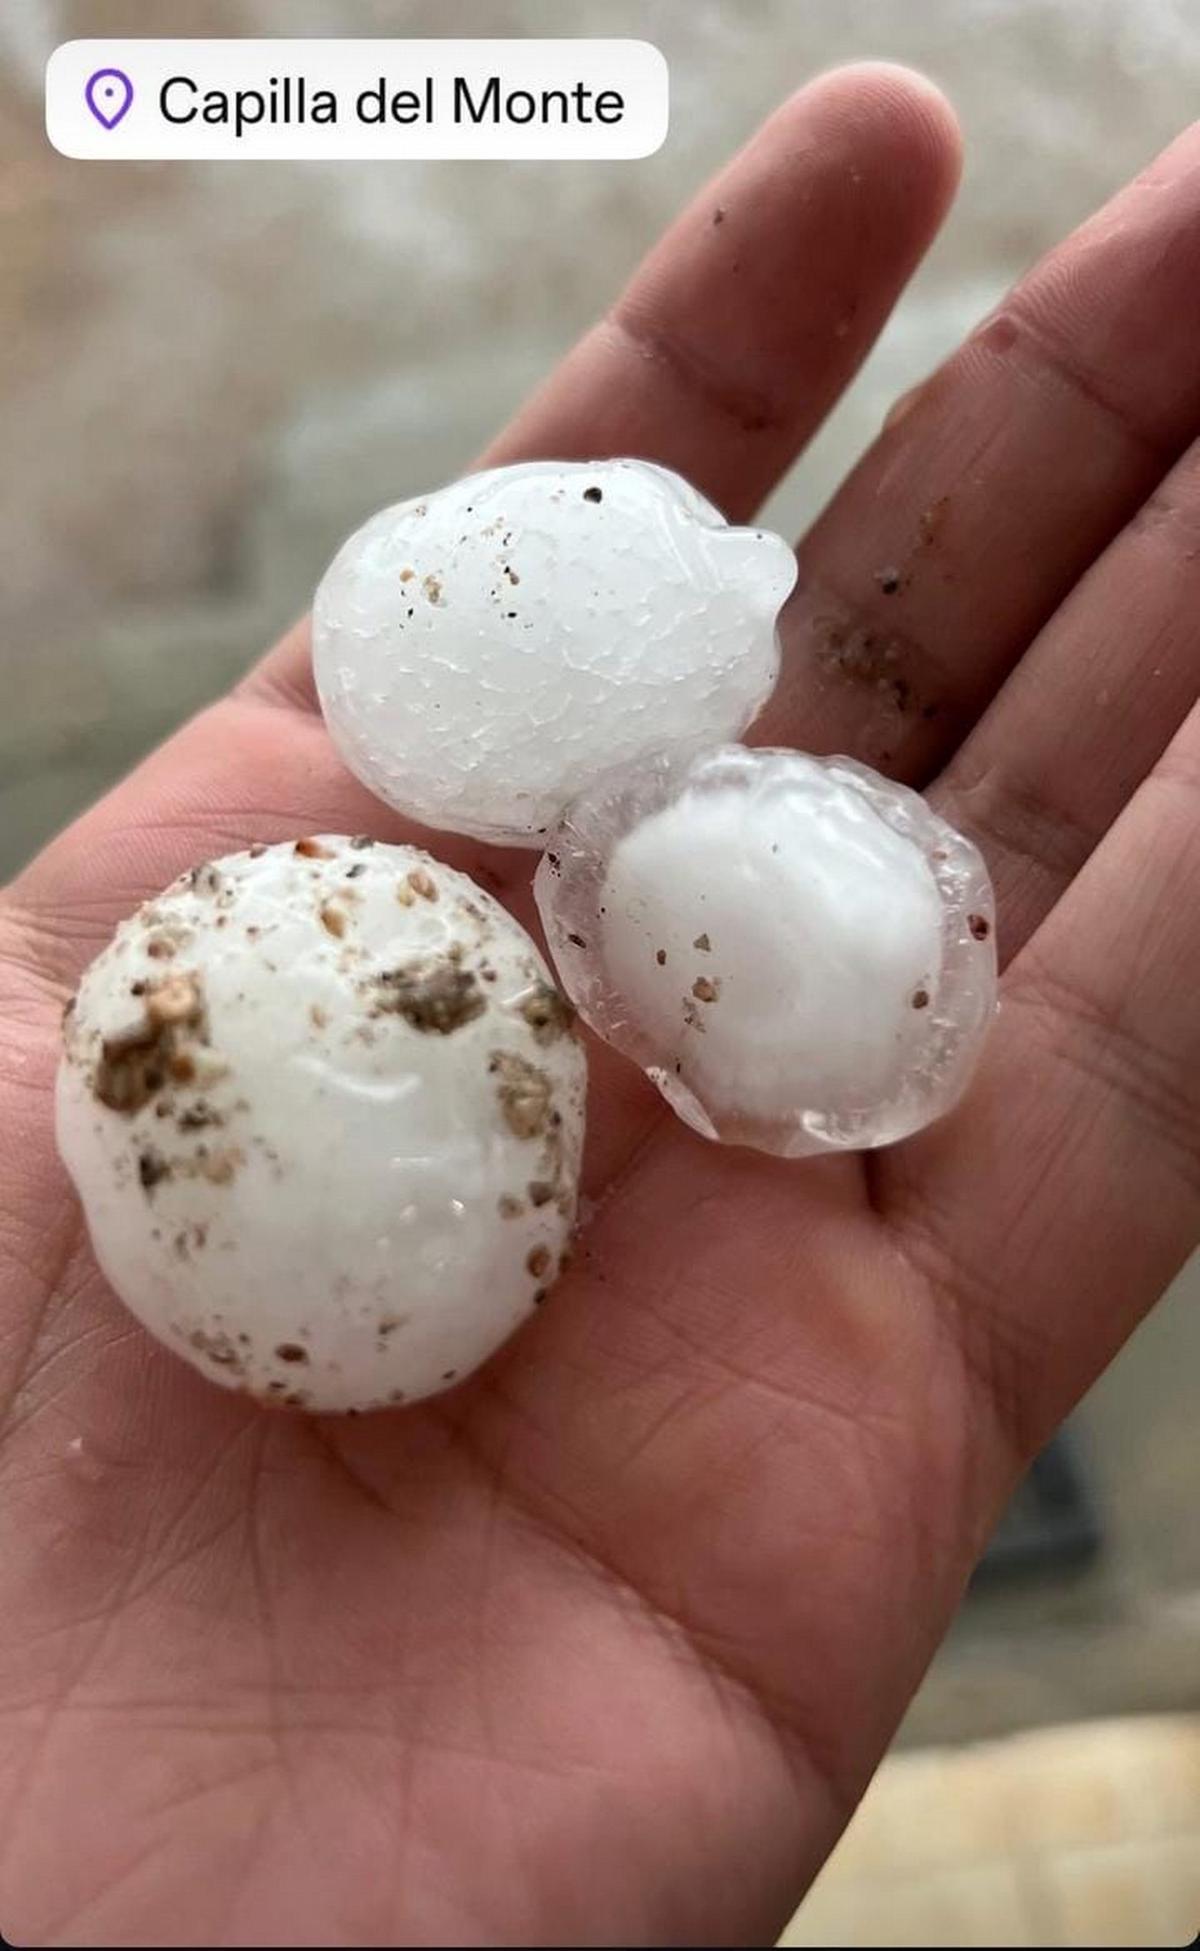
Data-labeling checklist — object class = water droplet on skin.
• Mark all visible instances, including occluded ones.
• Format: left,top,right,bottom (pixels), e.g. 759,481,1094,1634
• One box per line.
65,1435,107,1484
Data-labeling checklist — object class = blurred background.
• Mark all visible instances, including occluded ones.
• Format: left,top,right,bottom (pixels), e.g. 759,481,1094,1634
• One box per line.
3,1,1198,1943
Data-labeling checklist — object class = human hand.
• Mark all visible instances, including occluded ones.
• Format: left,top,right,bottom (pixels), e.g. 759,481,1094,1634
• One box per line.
2,64,1197,1946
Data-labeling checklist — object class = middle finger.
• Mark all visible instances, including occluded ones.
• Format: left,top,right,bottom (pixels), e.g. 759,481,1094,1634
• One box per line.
759,117,1200,781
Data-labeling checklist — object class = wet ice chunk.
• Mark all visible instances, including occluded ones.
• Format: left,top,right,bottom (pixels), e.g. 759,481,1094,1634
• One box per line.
57,837,586,1410
535,746,997,1157
312,459,797,845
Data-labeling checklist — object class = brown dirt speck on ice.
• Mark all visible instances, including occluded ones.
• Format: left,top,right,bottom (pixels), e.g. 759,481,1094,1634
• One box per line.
519,982,575,1045
489,1051,552,1140
138,1147,170,1192
174,1145,244,1187
93,973,207,1114
189,1327,242,1370
377,960,486,1035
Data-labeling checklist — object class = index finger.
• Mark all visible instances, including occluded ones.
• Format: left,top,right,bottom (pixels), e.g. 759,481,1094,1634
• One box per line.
254,63,960,711
484,63,960,517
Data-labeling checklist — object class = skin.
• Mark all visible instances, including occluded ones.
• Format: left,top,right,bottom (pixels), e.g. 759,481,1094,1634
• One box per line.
1,61,1198,1947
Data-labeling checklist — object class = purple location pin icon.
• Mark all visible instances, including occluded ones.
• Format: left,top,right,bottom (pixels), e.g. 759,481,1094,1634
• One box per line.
85,68,134,131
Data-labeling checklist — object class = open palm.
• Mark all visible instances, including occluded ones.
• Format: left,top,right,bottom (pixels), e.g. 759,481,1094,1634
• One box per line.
3,66,1199,1946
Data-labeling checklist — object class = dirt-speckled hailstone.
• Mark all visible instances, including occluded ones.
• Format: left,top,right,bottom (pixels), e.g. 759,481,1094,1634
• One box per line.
535,747,997,1157
57,837,586,1411
312,459,798,845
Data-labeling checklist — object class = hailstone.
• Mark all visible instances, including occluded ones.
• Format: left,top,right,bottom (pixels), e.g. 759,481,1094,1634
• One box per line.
312,458,798,845
57,837,586,1412
535,746,996,1157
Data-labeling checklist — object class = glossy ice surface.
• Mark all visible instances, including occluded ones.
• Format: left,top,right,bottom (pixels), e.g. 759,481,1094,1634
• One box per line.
536,746,996,1156
313,459,798,844
57,837,586,1410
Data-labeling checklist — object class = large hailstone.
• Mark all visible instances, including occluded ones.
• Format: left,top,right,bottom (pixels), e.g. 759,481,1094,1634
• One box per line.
312,459,797,845
57,837,586,1412
535,747,996,1157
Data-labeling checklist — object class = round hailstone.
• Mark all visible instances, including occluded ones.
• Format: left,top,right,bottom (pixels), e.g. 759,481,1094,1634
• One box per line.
312,458,798,845
535,747,996,1157
57,837,586,1412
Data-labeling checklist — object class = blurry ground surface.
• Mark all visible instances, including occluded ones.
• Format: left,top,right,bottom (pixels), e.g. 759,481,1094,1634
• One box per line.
783,1715,1200,1947
3,4,1198,1937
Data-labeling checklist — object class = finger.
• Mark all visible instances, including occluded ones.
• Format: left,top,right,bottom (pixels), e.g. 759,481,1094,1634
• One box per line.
253,65,960,712
878,703,1200,1457
931,435,1200,960
759,117,1200,780
484,64,960,516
